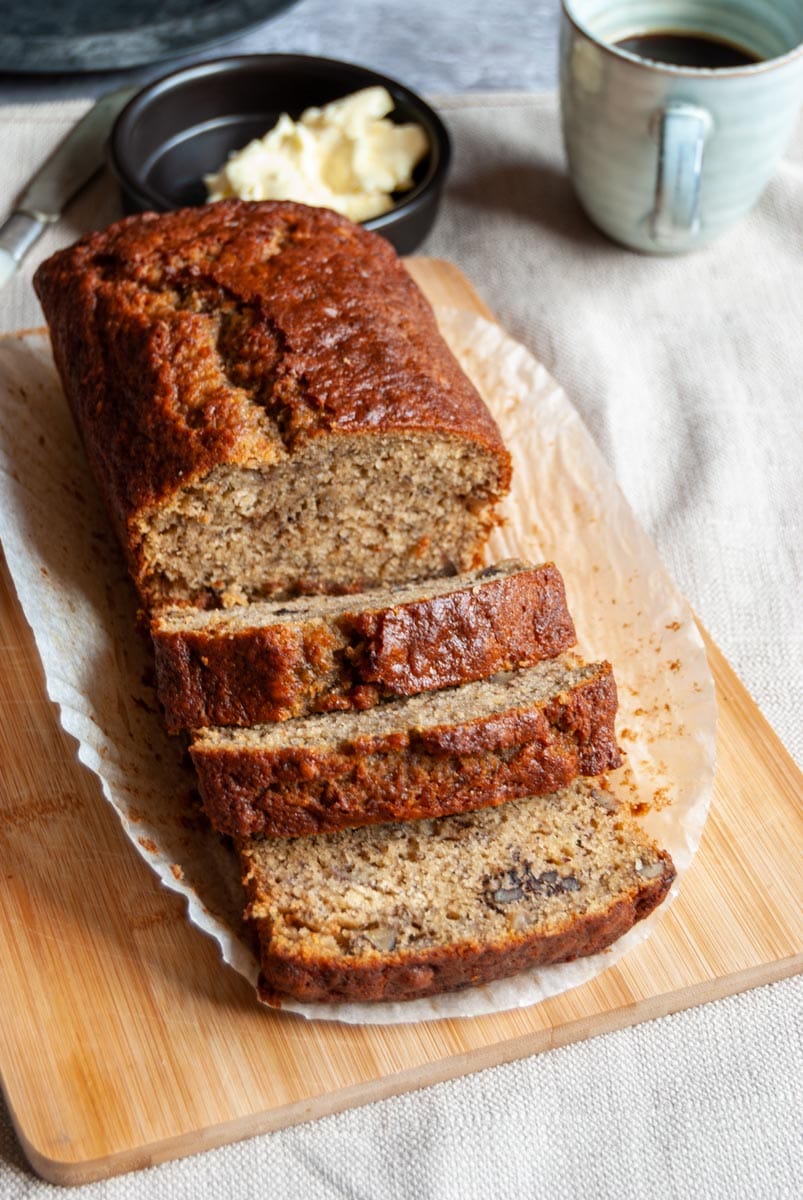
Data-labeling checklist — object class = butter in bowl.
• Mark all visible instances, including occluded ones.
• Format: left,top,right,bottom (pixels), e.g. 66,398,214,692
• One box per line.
204,86,429,223
108,54,451,254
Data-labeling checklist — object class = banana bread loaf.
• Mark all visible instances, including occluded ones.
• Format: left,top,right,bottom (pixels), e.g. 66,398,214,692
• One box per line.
152,559,576,732
190,656,621,837
240,779,675,1004
33,200,511,610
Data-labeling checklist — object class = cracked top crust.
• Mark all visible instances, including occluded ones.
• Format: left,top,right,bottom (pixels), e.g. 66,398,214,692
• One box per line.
33,199,511,551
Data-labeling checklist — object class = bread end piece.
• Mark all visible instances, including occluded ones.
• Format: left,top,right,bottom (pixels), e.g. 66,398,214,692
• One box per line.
240,780,675,1005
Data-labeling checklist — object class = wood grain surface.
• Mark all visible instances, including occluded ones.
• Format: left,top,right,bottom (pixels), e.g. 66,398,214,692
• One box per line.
0,258,800,1186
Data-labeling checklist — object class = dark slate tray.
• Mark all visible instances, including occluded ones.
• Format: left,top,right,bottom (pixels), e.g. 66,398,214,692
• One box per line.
0,0,300,73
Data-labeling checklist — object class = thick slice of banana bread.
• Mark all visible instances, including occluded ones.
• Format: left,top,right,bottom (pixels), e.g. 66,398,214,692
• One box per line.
239,779,675,1004
190,656,621,837
33,200,511,610
152,559,576,732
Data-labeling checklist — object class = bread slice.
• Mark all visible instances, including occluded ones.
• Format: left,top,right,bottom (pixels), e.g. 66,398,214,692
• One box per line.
33,200,511,609
190,656,621,837
240,779,675,1004
152,559,577,732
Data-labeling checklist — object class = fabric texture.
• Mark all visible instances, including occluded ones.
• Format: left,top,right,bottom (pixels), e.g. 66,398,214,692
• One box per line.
0,975,800,1200
0,92,800,1197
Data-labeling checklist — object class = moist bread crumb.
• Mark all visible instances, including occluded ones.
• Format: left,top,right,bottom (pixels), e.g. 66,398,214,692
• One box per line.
190,656,622,836
152,559,577,731
33,199,512,609
240,779,676,1004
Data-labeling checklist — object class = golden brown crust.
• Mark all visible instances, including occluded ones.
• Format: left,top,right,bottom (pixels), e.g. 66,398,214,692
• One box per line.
152,562,577,732
342,562,576,693
190,665,621,836
33,200,511,601
252,855,674,1004
153,620,346,733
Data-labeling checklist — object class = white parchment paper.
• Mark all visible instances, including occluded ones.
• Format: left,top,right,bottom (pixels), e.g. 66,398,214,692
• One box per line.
0,311,716,1025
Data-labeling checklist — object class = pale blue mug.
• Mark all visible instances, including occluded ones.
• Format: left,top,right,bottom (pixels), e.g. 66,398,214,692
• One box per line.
560,0,803,252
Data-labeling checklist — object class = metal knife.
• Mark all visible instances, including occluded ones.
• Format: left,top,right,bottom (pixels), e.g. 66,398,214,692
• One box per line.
0,85,137,289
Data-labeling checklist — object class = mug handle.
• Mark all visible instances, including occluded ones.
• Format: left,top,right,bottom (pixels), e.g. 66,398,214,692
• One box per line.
650,103,714,245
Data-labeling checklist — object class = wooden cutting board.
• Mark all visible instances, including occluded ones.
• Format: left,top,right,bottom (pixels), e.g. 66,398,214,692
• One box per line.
1,258,800,1186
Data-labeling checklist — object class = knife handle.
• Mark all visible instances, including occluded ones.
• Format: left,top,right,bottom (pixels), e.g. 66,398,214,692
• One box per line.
0,211,46,287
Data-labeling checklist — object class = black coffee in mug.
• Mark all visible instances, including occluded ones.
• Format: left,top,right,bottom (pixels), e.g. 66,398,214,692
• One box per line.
614,30,762,68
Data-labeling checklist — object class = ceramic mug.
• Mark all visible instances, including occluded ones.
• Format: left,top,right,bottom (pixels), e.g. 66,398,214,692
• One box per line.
560,0,803,253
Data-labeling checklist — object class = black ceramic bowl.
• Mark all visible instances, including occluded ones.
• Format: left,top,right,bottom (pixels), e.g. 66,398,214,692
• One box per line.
108,54,451,255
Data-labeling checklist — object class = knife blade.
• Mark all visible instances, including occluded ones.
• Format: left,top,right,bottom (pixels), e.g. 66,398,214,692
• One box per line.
0,85,137,289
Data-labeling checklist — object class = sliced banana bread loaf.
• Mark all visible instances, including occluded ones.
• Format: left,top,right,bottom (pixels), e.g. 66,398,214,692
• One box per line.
190,656,621,837
240,779,675,1004
152,559,576,732
33,200,511,610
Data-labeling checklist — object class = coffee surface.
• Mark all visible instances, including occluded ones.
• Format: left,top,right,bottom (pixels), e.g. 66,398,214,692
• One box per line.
614,30,761,69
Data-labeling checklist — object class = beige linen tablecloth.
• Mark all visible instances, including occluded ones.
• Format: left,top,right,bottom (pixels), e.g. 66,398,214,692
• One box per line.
0,93,801,1198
